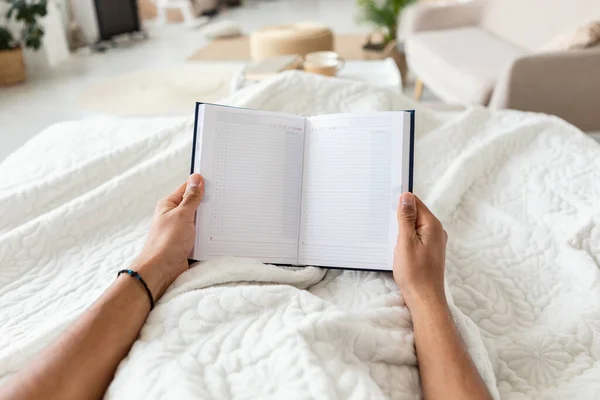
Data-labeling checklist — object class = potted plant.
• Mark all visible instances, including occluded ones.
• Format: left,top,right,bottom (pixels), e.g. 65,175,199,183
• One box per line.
356,0,415,82
0,0,47,86
357,0,416,49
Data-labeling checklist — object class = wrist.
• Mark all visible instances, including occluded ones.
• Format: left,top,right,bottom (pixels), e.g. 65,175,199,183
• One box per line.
401,286,449,314
130,256,180,300
115,271,155,312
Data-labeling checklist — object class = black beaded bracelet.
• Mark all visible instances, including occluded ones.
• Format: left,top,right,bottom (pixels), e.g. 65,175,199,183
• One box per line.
117,269,155,310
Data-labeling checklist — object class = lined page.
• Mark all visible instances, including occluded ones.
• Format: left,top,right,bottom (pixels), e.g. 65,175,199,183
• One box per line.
298,112,407,270
192,104,305,264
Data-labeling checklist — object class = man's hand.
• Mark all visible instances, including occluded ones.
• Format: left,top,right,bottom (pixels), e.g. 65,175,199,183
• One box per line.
393,192,447,309
393,193,493,399
132,173,204,299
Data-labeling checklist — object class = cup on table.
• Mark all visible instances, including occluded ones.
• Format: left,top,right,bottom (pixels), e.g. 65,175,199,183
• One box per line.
303,51,345,77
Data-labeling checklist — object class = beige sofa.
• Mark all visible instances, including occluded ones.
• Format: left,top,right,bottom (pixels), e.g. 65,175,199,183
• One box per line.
404,0,600,132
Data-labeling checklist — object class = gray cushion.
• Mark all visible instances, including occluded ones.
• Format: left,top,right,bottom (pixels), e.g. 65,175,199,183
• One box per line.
406,27,528,105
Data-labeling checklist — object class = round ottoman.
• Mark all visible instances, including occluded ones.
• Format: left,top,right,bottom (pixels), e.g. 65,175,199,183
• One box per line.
250,22,334,61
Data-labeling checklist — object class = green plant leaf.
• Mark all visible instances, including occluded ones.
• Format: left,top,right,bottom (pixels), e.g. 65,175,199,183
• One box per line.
3,0,48,50
22,23,44,50
357,0,416,42
0,26,18,51
6,5,15,20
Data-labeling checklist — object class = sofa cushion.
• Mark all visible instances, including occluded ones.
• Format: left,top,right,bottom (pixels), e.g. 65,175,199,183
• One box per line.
406,27,528,105
481,0,600,51
538,20,600,52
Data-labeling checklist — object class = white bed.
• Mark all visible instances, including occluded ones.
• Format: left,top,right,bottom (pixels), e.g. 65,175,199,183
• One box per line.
1,71,599,399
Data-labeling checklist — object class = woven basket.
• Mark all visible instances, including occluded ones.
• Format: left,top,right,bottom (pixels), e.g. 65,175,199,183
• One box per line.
250,23,334,61
0,48,26,86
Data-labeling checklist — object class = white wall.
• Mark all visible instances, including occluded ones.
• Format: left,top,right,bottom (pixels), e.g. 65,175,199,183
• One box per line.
70,0,99,44
57,0,69,28
39,0,70,67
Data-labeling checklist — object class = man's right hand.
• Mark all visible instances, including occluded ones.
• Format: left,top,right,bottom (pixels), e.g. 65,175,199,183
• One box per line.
393,193,493,399
393,192,448,310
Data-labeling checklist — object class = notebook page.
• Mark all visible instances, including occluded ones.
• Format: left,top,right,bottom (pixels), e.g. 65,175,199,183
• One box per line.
298,112,408,270
192,104,306,264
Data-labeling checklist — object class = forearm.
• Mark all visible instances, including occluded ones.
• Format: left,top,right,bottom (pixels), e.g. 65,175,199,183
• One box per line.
0,273,152,400
0,174,203,400
410,292,491,400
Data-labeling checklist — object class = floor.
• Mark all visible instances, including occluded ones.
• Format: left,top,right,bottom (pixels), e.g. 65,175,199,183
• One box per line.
0,0,435,162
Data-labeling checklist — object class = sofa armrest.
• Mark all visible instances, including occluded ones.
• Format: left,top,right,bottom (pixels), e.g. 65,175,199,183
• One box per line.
489,48,600,132
400,0,486,36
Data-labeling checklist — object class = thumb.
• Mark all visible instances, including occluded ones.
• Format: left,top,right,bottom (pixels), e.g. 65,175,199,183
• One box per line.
180,174,204,212
397,192,417,235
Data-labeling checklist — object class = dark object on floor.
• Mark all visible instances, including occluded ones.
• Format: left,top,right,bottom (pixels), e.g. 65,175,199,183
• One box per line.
362,33,386,52
201,8,219,17
93,0,141,41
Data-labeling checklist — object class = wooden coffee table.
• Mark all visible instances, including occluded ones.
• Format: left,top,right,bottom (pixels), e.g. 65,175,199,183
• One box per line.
189,34,408,81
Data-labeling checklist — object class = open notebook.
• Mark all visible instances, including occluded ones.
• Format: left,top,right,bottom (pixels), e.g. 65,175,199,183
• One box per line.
190,103,415,271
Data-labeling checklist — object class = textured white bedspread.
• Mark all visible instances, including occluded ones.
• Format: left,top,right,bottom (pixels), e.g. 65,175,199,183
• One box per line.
1,71,600,399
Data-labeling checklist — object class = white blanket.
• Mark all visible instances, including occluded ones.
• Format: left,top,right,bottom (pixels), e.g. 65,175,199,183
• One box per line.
1,71,599,399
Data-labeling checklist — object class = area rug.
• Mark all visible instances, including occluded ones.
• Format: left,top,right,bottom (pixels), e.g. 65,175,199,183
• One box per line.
79,62,243,117
187,34,370,61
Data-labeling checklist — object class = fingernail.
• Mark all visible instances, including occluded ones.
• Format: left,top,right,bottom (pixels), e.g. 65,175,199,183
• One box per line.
401,193,415,207
188,174,202,188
